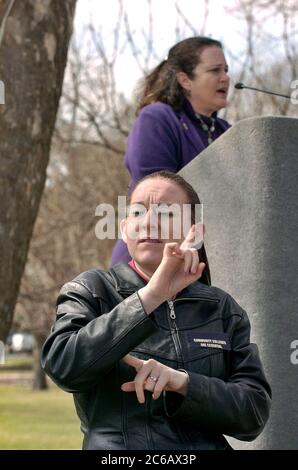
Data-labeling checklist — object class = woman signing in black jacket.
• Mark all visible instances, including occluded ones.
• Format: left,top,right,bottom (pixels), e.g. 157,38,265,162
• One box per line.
41,171,271,450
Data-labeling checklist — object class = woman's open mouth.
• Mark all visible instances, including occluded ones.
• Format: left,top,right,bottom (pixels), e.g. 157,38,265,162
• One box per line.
216,88,228,96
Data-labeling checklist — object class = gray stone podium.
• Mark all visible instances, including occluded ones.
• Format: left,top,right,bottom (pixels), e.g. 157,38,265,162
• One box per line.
179,116,298,450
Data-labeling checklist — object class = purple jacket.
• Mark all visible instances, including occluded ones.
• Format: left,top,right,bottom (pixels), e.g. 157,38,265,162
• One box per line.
111,101,231,265
125,101,230,188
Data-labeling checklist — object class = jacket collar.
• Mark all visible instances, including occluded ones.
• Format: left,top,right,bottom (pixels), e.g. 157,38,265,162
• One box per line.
183,98,218,122
109,262,219,301
109,263,147,294
178,109,205,154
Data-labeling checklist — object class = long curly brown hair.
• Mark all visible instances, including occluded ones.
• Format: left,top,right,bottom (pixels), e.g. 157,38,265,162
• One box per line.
136,36,222,114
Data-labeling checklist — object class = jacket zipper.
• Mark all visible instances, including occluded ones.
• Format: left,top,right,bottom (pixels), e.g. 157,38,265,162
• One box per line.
167,300,194,450
167,300,184,367
166,298,219,362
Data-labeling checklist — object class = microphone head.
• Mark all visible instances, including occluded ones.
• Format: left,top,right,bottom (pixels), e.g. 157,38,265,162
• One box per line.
234,82,245,89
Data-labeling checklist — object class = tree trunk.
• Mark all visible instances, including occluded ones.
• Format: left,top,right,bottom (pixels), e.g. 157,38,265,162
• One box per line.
32,333,48,390
0,0,77,342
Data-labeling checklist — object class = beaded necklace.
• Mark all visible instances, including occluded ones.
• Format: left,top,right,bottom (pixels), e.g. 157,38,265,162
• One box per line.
194,112,216,145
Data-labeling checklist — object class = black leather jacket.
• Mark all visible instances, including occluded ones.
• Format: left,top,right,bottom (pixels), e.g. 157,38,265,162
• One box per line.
41,263,271,450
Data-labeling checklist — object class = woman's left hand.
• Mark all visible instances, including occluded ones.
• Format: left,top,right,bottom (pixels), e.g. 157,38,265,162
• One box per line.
121,354,188,404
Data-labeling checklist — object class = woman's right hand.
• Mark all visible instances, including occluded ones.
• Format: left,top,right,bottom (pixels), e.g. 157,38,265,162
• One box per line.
138,224,206,313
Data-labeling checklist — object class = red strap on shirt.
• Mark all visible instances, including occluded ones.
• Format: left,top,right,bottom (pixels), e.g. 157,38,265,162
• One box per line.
128,259,150,283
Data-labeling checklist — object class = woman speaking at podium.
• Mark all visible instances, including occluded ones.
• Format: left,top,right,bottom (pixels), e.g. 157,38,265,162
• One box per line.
112,36,231,265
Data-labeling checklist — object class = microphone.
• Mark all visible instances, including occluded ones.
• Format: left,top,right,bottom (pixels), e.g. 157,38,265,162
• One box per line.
235,82,291,99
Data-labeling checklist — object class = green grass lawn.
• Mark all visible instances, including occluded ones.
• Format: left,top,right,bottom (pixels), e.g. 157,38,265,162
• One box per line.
0,383,82,449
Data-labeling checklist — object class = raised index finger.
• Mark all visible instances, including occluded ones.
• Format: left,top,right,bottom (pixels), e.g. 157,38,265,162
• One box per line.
181,223,204,250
